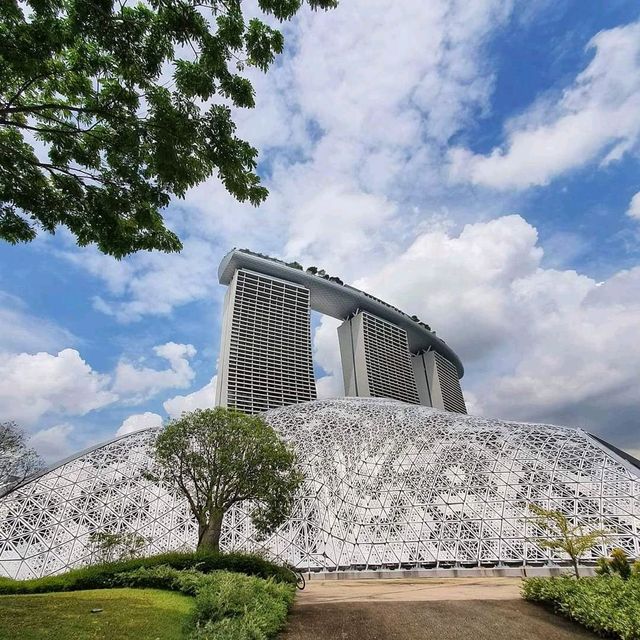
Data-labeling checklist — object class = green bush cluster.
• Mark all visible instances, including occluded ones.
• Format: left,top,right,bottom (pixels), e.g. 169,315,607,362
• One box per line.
115,565,295,640
595,548,636,580
522,575,640,640
0,550,295,595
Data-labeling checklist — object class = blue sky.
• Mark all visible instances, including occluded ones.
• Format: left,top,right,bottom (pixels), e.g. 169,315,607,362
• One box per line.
1,0,640,461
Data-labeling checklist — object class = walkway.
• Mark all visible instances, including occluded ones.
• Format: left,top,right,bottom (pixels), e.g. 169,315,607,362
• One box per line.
280,578,597,640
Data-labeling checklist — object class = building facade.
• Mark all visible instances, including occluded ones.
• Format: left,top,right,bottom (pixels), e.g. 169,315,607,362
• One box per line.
412,350,467,413
338,311,420,404
2,398,639,579
215,268,317,413
217,249,467,413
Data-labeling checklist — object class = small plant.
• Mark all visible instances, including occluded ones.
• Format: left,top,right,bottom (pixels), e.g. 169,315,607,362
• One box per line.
527,503,608,578
87,531,148,565
596,548,632,580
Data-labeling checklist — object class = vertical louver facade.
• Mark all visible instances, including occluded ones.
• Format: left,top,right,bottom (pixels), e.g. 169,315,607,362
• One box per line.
338,310,420,405
216,269,317,414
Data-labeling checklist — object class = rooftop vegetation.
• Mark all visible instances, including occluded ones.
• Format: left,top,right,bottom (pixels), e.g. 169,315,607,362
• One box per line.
237,248,436,333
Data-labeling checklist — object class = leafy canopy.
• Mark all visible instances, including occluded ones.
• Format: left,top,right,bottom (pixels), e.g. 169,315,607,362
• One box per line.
149,407,302,552
0,0,336,257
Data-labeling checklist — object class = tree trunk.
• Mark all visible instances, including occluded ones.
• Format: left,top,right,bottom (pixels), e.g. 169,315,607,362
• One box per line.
197,509,225,552
572,556,580,578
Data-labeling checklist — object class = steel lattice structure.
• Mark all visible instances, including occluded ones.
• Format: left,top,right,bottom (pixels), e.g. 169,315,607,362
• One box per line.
1,398,639,579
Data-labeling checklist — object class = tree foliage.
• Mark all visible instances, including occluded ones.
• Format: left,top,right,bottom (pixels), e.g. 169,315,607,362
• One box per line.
528,503,608,578
0,0,336,257
88,530,148,564
149,407,302,552
0,421,44,494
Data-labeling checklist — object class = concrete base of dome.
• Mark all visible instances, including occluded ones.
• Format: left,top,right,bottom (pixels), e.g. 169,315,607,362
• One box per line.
303,566,596,580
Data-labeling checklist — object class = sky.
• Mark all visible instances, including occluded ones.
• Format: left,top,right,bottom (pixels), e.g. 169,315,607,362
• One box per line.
1,0,640,463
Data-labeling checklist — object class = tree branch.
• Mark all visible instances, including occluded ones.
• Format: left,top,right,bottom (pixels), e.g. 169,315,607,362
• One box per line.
0,103,106,117
2,74,50,111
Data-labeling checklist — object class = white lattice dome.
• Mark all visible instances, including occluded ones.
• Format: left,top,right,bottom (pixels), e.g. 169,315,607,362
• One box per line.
1,397,639,579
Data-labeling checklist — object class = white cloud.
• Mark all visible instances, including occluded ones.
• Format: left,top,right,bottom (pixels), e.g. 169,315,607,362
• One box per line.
112,342,197,402
357,215,545,363
0,292,76,355
313,215,640,450
449,21,640,189
63,238,219,323
60,0,514,319
0,349,116,425
116,412,163,437
0,341,198,428
627,191,640,220
312,317,343,399
29,424,76,463
163,376,217,418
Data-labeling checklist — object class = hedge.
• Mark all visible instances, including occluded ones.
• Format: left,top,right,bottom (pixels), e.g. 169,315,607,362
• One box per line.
0,561,296,640
522,575,640,640
0,550,295,595
114,565,295,640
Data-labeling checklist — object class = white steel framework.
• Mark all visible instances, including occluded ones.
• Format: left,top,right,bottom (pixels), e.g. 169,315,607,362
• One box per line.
1,398,638,579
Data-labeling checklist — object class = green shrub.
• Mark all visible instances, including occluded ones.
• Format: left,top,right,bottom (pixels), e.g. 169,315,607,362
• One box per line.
189,572,294,640
522,575,640,640
610,548,632,580
0,550,294,595
596,549,632,580
595,556,611,577
115,565,295,640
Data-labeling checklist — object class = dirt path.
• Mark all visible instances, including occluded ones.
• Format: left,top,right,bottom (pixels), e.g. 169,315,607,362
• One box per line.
297,577,522,604
280,579,597,640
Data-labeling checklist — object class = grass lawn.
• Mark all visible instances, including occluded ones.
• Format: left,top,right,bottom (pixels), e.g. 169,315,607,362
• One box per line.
0,588,193,640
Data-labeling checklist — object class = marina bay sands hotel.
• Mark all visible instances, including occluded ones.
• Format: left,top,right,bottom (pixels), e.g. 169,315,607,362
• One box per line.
215,249,467,415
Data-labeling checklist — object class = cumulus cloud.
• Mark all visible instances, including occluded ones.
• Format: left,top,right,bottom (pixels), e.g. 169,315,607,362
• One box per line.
314,215,640,450
449,21,640,189
61,0,514,319
163,376,217,418
0,292,76,355
112,342,197,402
28,424,76,463
627,191,640,220
116,412,163,436
0,341,198,428
0,349,116,425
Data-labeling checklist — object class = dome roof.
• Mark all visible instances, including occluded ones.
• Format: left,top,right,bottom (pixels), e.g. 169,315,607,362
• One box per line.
1,397,639,579
259,398,639,569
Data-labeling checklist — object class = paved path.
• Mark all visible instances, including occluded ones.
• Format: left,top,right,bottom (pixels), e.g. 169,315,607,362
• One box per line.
297,577,522,604
280,578,597,640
